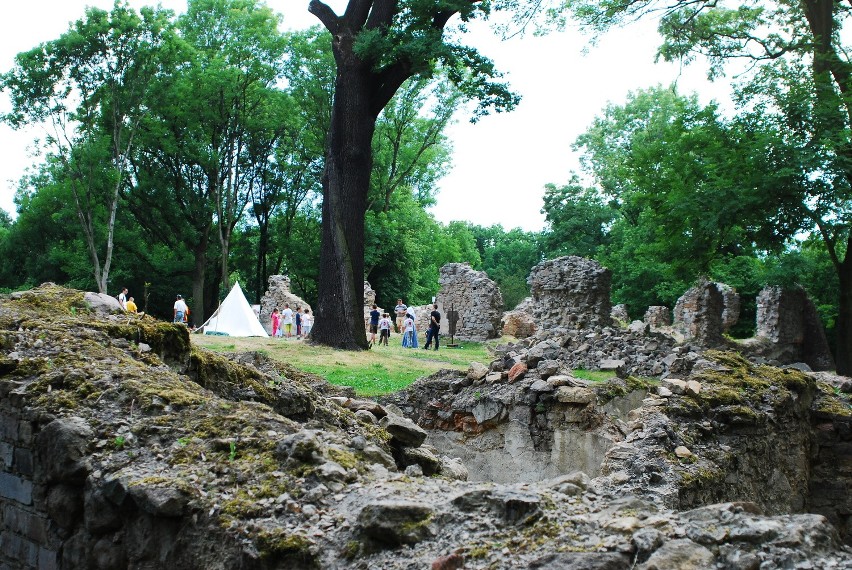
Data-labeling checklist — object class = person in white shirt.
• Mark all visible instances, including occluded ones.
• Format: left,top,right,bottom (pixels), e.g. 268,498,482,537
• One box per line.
173,295,188,324
281,303,294,338
301,309,313,337
378,313,392,346
118,287,128,310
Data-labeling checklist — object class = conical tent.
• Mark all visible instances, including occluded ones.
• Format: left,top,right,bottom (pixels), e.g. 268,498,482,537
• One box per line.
198,282,268,337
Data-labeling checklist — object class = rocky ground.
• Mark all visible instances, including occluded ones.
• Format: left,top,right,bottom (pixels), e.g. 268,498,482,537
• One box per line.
1,284,851,569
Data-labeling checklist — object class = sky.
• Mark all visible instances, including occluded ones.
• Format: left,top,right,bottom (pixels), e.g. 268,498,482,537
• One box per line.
0,1,730,232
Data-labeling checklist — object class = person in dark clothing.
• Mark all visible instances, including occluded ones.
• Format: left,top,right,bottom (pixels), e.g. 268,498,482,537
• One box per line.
423,304,441,351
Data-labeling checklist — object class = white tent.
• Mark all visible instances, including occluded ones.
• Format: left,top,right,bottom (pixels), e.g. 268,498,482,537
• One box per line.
197,282,269,337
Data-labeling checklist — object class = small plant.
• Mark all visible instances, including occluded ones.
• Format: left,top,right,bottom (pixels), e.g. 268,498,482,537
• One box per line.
229,440,237,462
474,391,482,399
70,306,77,315
177,437,189,446
114,436,126,450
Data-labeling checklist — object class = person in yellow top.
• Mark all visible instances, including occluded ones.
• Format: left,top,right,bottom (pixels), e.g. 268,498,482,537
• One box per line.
125,296,138,313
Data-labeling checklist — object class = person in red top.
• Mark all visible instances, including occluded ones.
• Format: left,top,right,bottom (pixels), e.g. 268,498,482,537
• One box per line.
271,308,281,338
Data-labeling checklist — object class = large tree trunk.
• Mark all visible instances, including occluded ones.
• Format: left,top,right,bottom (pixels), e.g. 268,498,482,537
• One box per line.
310,61,375,350
836,259,852,375
190,236,208,327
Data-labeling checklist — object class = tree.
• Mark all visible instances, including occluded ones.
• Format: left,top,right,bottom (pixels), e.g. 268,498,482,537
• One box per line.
306,0,525,349
567,0,852,373
541,176,615,258
2,2,172,294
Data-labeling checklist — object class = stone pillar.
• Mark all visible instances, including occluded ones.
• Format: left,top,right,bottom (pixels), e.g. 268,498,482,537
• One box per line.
527,256,612,330
644,306,671,328
755,286,834,371
437,263,503,340
672,281,726,346
611,304,629,323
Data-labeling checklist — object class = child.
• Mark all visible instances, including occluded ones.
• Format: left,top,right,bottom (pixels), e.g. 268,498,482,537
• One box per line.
378,312,391,346
301,309,313,337
295,306,303,339
402,314,415,348
271,308,280,338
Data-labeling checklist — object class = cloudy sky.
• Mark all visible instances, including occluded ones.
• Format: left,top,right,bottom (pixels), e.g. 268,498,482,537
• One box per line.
0,1,728,231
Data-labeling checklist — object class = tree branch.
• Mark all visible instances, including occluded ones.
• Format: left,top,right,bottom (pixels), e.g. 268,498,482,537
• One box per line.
308,0,340,34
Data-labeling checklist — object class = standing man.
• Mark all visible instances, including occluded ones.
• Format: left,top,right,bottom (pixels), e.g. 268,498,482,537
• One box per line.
173,295,188,324
394,298,407,333
424,304,441,351
118,287,128,310
368,304,380,347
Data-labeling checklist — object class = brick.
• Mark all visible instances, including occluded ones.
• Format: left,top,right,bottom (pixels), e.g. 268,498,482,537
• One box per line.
0,416,17,441
0,443,12,470
2,505,47,543
38,547,58,570
13,448,33,477
17,422,33,445
0,531,38,567
0,473,33,505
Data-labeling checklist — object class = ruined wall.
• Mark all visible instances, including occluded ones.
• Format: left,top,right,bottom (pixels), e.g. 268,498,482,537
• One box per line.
437,263,503,341
644,306,671,328
754,286,835,371
0,389,55,570
672,281,729,346
258,275,312,335
528,256,612,330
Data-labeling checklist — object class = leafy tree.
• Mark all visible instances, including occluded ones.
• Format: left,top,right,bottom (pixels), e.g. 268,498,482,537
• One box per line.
567,0,852,374
2,3,172,294
305,0,534,349
541,176,615,258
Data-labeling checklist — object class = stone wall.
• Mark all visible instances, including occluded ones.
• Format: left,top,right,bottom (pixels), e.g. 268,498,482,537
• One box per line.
436,263,503,341
672,281,729,346
528,256,612,331
610,304,629,324
754,286,835,371
644,306,671,328
0,389,55,570
258,275,311,335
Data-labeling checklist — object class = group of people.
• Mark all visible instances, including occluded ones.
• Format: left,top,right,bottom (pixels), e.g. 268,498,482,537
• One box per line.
270,303,312,339
117,287,141,315
367,298,441,350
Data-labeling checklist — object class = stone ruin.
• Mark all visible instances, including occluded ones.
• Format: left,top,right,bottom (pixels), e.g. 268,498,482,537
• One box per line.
258,275,311,335
610,303,629,323
643,305,671,328
528,256,612,330
2,284,852,569
436,263,502,341
671,280,737,346
500,297,536,339
751,285,835,372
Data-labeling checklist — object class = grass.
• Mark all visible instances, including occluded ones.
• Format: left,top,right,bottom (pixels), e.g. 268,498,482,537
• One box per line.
193,334,494,397
572,369,618,383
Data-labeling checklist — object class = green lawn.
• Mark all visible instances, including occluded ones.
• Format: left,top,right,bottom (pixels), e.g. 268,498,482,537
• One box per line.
193,334,495,396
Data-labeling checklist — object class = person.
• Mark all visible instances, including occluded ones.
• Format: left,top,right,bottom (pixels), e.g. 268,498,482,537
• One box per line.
368,304,380,347
281,303,294,338
173,295,188,324
424,304,441,351
394,298,407,333
271,308,281,338
118,287,128,310
125,296,138,314
406,306,419,348
295,306,303,339
302,309,313,337
401,313,416,348
378,312,392,346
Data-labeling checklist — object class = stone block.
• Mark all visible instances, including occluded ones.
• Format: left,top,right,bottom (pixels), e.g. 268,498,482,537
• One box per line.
0,473,33,505
13,448,33,476
555,387,595,405
0,442,13,469
38,547,59,570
